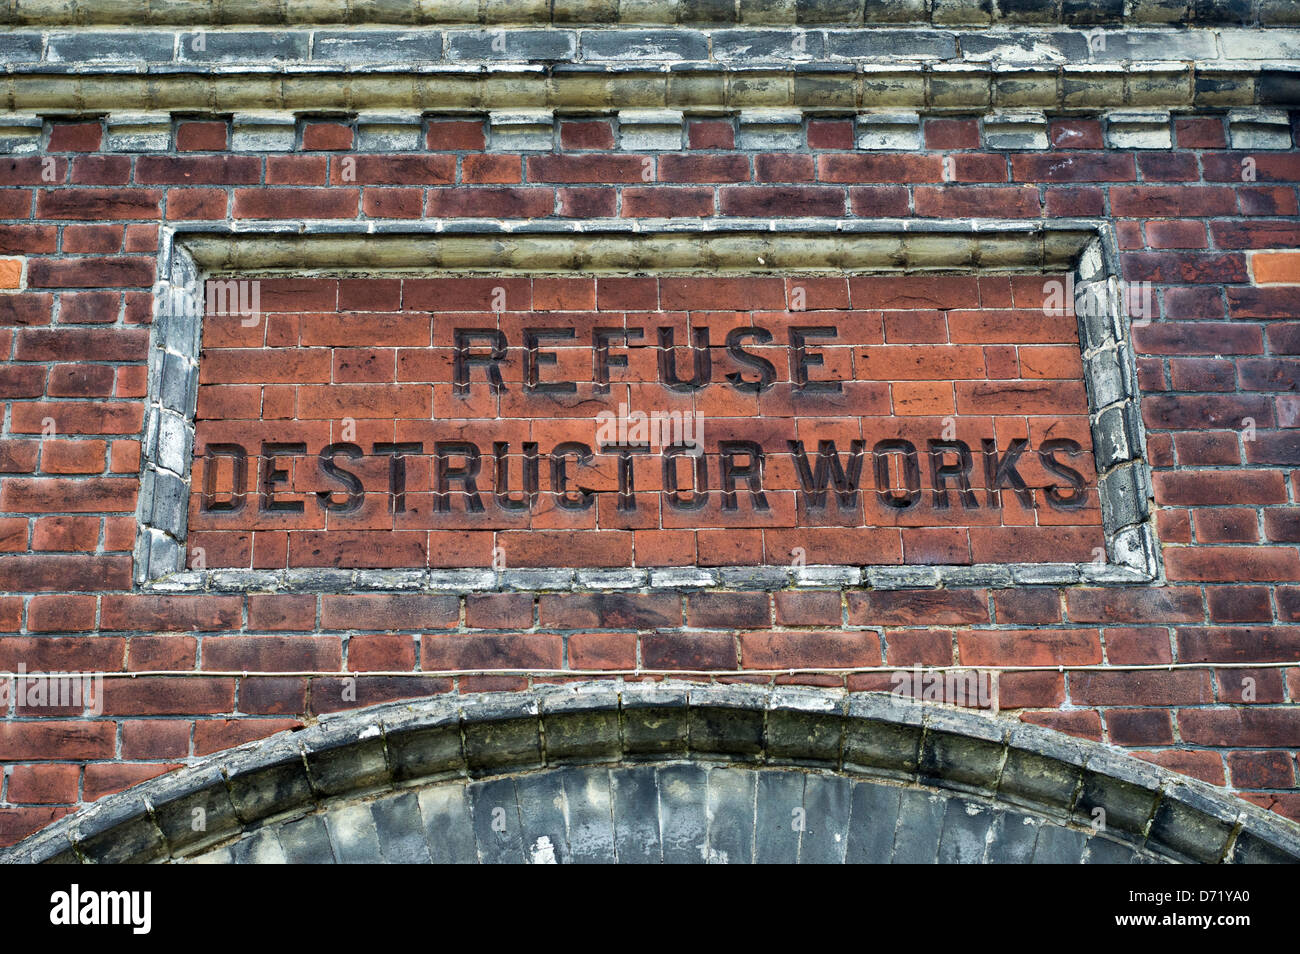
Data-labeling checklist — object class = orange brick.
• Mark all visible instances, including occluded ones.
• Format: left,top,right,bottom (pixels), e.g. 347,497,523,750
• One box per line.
1252,250,1300,285
0,257,22,290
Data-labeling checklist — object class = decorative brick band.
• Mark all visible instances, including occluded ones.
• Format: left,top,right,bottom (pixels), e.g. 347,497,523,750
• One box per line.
3,107,1294,156
135,220,1158,590
1,62,1294,116
3,0,1298,28
5,682,1298,864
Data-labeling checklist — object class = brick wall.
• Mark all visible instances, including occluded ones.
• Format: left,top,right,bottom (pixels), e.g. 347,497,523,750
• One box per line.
1,106,1299,846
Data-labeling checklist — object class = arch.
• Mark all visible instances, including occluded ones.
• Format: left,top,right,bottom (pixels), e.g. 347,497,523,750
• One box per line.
6,682,1299,864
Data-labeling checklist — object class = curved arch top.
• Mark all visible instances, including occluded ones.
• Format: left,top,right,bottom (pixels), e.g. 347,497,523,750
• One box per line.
6,682,1299,864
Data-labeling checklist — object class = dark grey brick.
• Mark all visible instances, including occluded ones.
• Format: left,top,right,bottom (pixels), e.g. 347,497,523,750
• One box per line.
1083,834,1138,864
755,771,804,864
705,767,756,864
959,30,1088,62
845,781,901,863
892,789,946,863
468,778,525,864
277,815,336,863
514,772,570,864
373,792,434,864
798,774,852,863
559,766,616,863
658,763,709,863
326,804,385,864
581,30,709,61
47,31,175,63
1032,824,1089,863
986,811,1041,863
418,784,479,864
178,31,311,63
229,828,287,864
611,765,662,864
312,30,444,62
826,29,957,59
937,798,994,864
0,34,42,63
448,30,576,62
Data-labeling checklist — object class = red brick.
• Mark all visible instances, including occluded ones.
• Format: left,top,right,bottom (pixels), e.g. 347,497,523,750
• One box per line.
568,632,636,670
465,593,533,630
176,121,229,151
0,721,114,759
121,720,191,759
426,120,486,151
347,633,416,671
302,122,353,151
560,120,615,150
687,120,734,150
957,628,1101,667
7,764,79,803
101,595,242,632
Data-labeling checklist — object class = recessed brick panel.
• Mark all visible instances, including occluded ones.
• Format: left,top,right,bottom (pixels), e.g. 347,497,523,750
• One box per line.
188,274,1103,570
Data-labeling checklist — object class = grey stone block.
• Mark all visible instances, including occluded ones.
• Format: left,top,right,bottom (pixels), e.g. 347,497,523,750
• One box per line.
688,684,768,759
765,688,845,765
999,724,1086,815
960,30,1086,63
705,766,756,864
223,735,315,825
371,792,433,863
541,686,622,762
326,803,384,864
47,31,175,63
149,765,243,855
985,811,1041,863
828,29,956,59
105,113,172,152
937,798,994,863
355,113,424,152
383,708,467,782
302,720,391,797
658,763,709,863
1031,823,1087,863
1084,834,1138,863
468,777,525,864
179,31,310,63
919,709,1006,793
0,34,42,63
618,109,685,150
843,694,923,779
755,770,804,863
312,30,444,63
418,784,479,863
583,29,709,61
72,796,166,864
229,827,288,864
620,682,690,757
1098,461,1146,530
983,110,1049,149
559,766,616,863
714,29,825,60
1076,750,1162,840
460,696,543,775
611,765,663,863
845,781,901,863
891,789,945,863
798,773,851,863
1093,405,1132,469
449,30,576,61
1149,782,1238,863
513,772,570,863
277,814,337,863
